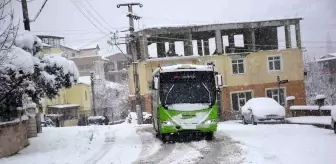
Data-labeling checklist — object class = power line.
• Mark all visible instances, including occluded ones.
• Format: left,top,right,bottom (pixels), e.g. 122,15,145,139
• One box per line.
74,0,110,32
76,33,110,49
70,0,106,34
16,0,35,3
83,0,114,30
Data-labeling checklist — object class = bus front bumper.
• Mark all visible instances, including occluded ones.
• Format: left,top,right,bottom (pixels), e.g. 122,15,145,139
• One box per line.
160,121,217,134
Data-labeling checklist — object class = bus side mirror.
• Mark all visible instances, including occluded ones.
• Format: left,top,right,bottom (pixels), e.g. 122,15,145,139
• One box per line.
215,75,223,87
153,77,159,90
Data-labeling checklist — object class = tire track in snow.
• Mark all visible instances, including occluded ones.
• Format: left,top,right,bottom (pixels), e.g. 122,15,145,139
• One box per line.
133,126,176,164
84,128,118,164
183,133,244,164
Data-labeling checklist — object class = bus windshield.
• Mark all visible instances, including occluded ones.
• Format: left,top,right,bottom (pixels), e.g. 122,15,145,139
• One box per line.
159,71,216,107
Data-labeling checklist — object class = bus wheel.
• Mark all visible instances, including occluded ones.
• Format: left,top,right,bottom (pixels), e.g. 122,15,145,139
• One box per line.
161,134,168,143
205,132,214,141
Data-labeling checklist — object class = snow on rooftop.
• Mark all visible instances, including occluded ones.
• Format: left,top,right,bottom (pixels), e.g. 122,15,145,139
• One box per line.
77,76,122,89
42,43,51,48
316,56,336,62
286,96,295,101
62,44,99,51
328,53,336,57
48,104,79,109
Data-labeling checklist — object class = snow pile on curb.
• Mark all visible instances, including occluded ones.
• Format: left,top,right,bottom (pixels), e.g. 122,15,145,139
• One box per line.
290,105,336,111
286,116,331,125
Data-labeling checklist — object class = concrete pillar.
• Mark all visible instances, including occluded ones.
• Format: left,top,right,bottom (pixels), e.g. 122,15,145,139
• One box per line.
251,29,256,51
285,25,292,49
228,34,235,53
203,38,210,55
168,41,175,54
295,23,301,48
139,35,149,59
113,61,118,71
157,41,165,58
184,33,193,56
197,40,203,56
215,30,223,54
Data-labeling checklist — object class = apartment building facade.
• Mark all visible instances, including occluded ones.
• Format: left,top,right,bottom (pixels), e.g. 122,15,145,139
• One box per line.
128,18,306,120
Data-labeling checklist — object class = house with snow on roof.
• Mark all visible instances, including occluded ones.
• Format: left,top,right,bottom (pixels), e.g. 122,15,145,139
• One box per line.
104,53,131,83
60,44,100,58
36,35,64,54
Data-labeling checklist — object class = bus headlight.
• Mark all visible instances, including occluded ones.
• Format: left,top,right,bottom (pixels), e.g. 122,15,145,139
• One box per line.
204,119,216,124
162,121,174,126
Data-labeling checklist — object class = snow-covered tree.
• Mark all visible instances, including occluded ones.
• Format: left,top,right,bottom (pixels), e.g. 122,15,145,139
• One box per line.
304,55,336,105
0,2,79,121
94,78,130,121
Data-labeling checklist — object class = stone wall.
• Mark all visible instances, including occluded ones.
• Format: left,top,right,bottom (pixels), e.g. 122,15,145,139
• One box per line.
0,120,29,158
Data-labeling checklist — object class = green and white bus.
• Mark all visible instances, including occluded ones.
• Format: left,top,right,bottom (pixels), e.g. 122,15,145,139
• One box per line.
151,64,223,142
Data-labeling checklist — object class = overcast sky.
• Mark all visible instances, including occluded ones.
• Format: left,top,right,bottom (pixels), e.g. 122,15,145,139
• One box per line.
11,0,336,57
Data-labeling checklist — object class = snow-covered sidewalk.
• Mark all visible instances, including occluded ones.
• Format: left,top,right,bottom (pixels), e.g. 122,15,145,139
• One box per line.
0,123,141,164
286,116,331,125
218,121,336,164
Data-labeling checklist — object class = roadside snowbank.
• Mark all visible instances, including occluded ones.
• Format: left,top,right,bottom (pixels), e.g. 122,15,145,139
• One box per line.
0,123,141,164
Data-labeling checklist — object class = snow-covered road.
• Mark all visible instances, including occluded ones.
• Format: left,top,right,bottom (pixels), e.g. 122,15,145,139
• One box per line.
1,122,336,164
133,125,243,164
220,121,336,164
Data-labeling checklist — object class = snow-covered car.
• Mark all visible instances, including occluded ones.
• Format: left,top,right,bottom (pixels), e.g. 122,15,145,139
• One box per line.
241,97,286,125
143,112,152,124
331,107,336,134
127,112,152,124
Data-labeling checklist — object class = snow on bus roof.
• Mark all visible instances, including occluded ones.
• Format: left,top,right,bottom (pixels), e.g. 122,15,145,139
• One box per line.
152,64,213,76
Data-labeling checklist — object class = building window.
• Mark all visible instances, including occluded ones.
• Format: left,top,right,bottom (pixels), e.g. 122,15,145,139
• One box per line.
85,91,87,100
266,88,286,106
232,59,245,74
231,91,252,111
268,55,282,71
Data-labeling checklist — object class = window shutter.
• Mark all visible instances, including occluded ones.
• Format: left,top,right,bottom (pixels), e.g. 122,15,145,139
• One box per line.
238,63,244,73
232,63,238,74
246,92,252,101
266,90,272,98
275,60,281,70
232,93,238,111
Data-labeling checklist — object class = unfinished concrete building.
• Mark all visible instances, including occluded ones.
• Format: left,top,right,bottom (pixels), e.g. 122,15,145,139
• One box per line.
134,18,302,59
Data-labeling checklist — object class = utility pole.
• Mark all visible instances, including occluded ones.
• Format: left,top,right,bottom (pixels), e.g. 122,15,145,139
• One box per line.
21,0,31,31
20,0,49,31
90,71,97,116
117,3,143,124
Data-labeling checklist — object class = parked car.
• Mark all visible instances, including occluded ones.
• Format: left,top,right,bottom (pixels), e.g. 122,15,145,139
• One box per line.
127,112,152,124
41,117,55,127
331,107,336,134
88,116,105,125
241,97,286,125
